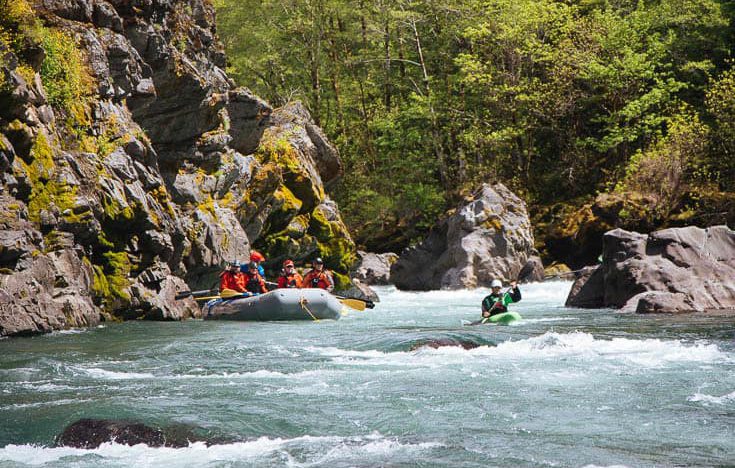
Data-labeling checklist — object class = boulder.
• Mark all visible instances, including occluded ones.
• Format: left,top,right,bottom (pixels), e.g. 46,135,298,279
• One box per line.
336,278,379,303
390,183,535,290
55,419,224,448
0,251,100,337
565,226,735,313
518,255,544,283
352,251,397,285
410,338,481,351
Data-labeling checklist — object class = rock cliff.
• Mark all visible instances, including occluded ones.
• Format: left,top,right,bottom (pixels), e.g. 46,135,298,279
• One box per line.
0,0,355,336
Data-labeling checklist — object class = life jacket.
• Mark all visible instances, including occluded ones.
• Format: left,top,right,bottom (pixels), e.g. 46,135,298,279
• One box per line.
278,272,302,289
303,269,333,290
220,270,246,293
482,293,507,314
244,271,267,294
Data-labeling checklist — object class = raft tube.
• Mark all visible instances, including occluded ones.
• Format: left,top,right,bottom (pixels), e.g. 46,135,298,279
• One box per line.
203,288,343,321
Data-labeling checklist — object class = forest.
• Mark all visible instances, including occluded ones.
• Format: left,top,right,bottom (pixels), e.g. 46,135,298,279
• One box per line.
214,0,735,260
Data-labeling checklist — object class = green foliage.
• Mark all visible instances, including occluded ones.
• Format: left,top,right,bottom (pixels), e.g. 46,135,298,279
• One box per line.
39,27,93,117
705,68,735,190
18,133,78,223
615,109,709,218
217,0,733,247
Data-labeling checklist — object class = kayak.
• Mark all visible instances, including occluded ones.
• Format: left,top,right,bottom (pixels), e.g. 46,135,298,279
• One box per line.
464,311,522,326
203,288,343,321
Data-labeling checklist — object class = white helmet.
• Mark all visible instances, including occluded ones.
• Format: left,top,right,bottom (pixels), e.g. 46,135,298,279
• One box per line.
491,279,502,288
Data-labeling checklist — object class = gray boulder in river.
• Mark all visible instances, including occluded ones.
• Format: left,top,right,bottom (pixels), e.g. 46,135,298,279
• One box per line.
390,183,535,290
565,226,735,313
352,251,398,285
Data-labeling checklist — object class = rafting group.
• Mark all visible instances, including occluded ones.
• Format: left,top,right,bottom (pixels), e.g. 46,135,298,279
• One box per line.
219,251,334,296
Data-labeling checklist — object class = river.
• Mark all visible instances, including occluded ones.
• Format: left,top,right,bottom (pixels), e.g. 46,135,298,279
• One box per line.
1,281,734,467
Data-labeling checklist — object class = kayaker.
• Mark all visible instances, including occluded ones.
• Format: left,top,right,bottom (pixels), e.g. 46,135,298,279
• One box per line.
277,259,303,288
241,250,266,276
303,257,334,292
481,279,521,318
220,260,247,293
244,260,268,294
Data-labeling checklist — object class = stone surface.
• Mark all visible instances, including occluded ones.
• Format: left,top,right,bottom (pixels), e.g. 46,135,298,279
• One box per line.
565,226,735,313
0,0,354,335
0,251,100,337
336,278,379,303
390,183,535,290
518,255,545,283
352,251,398,285
55,419,224,448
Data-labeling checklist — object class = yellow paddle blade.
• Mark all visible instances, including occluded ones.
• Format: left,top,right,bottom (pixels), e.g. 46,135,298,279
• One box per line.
220,288,245,298
339,298,366,311
194,289,248,301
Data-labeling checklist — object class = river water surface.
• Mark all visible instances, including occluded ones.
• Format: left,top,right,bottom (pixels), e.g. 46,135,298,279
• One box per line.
1,282,734,467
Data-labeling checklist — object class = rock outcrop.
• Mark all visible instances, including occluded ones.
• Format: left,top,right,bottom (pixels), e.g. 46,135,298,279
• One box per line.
0,0,354,336
565,226,735,313
352,251,397,285
390,184,535,290
56,418,224,448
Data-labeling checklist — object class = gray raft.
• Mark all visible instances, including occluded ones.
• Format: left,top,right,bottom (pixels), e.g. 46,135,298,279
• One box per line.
203,288,343,321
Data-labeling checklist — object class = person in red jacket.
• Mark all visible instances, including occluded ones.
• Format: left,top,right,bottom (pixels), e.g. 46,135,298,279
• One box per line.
243,260,268,294
277,259,303,289
220,260,247,292
302,257,334,292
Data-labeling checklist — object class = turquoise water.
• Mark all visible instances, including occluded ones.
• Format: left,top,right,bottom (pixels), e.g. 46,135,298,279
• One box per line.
1,282,734,467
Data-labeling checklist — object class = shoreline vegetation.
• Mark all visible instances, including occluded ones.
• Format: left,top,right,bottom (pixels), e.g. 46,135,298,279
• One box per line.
215,0,735,266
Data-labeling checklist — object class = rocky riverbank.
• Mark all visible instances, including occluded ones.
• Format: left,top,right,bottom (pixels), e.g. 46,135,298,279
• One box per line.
565,225,735,313
0,0,355,336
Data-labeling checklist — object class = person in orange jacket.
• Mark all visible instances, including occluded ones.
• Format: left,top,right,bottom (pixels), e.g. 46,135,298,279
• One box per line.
220,260,247,292
243,260,268,294
277,259,303,289
302,257,334,292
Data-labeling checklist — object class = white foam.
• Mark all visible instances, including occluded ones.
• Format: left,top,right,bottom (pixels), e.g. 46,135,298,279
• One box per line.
688,390,735,405
82,368,157,380
4,398,93,410
303,332,729,369
0,433,441,466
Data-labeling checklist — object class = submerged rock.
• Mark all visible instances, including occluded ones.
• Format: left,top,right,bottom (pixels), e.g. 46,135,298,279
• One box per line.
390,183,535,290
565,226,735,313
410,338,480,351
56,419,224,448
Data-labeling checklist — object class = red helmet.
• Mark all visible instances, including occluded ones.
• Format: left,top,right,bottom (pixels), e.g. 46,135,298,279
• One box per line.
249,250,265,262
283,259,295,267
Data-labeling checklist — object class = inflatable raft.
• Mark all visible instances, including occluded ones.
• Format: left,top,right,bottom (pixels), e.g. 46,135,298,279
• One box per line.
203,288,343,321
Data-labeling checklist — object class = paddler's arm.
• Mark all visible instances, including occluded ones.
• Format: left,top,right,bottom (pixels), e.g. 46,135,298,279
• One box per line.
505,281,521,304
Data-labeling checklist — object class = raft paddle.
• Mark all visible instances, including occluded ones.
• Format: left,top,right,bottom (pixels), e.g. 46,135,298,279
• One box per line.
175,289,217,300
194,289,253,301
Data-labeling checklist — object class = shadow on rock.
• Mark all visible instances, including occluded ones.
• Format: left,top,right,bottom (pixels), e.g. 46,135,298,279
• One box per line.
56,419,232,448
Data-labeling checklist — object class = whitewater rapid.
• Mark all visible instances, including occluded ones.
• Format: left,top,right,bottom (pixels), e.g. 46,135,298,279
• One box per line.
1,281,734,467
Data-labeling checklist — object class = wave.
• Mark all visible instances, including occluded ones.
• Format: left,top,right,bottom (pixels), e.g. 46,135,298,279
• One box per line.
688,390,735,405
0,433,442,466
305,332,730,368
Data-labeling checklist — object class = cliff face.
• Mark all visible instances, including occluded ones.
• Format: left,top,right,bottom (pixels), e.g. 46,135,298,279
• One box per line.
0,0,355,336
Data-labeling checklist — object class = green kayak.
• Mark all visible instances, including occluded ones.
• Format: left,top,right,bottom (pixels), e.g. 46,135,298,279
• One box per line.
465,311,522,326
